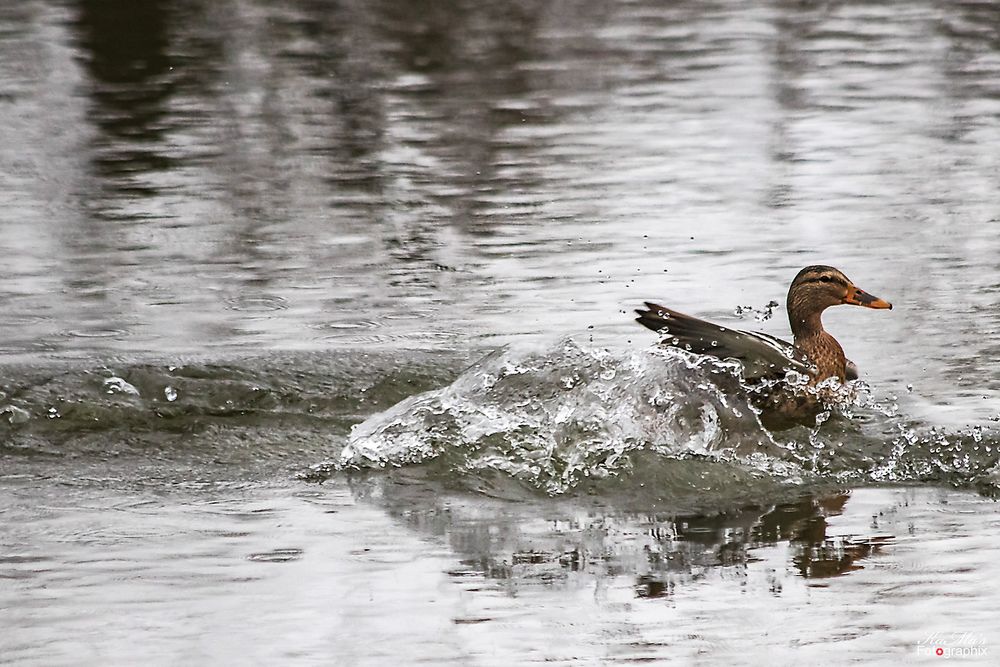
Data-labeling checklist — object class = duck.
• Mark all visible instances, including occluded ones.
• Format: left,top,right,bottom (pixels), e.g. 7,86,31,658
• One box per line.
635,265,892,429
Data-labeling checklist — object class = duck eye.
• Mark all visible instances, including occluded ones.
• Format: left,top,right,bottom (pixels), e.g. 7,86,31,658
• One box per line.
819,276,831,283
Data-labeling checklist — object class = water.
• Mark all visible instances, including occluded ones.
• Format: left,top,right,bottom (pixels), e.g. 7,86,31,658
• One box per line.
3,0,1000,663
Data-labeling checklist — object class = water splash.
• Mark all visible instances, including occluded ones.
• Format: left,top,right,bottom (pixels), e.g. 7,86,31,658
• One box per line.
330,341,750,493
734,300,781,322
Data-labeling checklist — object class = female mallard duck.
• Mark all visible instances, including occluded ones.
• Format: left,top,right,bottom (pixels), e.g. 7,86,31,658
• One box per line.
635,265,892,429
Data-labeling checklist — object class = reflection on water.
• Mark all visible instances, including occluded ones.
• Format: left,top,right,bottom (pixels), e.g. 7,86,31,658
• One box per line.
355,471,887,598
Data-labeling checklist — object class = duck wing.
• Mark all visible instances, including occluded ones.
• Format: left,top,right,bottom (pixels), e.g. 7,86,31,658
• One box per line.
635,301,812,382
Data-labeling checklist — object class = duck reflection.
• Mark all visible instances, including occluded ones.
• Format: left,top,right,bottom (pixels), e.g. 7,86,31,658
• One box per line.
348,470,893,599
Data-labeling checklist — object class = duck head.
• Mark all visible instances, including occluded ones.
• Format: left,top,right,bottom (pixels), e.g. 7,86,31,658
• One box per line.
787,265,892,335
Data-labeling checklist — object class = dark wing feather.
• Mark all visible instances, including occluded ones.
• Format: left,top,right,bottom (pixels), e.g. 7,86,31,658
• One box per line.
635,301,812,382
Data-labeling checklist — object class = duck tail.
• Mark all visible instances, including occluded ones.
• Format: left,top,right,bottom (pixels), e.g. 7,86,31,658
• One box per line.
634,302,725,355
635,302,714,336
634,301,675,333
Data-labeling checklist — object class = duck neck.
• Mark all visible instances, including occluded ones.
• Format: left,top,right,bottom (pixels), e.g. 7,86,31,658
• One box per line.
787,303,826,343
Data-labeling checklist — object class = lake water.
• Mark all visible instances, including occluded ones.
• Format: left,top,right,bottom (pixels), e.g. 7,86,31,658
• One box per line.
2,0,1000,664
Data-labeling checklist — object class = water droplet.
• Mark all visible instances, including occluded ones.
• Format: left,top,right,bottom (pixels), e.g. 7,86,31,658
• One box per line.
164,386,178,402
104,376,140,397
0,405,30,425
784,370,809,387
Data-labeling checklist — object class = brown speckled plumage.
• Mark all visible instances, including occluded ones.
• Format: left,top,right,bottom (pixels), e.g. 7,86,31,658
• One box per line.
795,332,846,382
635,265,892,429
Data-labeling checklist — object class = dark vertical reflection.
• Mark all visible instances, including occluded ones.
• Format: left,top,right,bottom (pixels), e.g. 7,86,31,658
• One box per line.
72,0,177,184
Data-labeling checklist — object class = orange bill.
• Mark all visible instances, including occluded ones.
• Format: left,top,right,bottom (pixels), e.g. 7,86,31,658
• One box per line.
844,285,892,309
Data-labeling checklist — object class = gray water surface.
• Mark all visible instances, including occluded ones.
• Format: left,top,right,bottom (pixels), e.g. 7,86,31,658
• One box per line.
3,0,1000,663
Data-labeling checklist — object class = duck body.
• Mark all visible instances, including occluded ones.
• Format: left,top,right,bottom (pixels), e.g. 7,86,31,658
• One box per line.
636,265,892,429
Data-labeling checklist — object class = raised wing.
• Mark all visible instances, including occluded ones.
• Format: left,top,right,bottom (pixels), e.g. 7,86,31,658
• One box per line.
635,301,813,382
